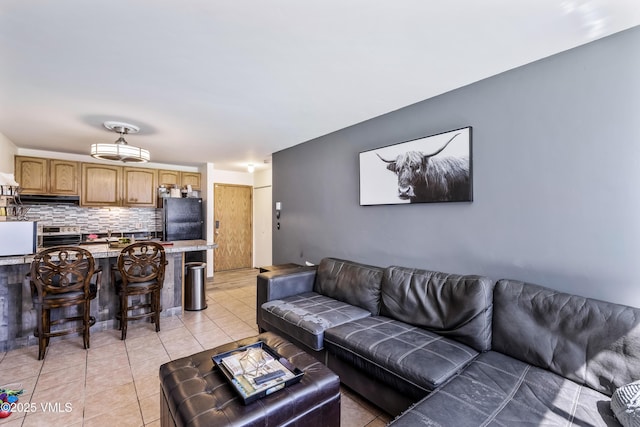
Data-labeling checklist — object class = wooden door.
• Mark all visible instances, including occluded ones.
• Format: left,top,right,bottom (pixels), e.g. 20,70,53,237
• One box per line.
81,164,122,206
214,184,252,271
49,160,79,195
123,167,157,207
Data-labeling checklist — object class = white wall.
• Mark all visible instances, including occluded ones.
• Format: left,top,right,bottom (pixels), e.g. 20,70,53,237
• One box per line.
0,132,17,174
254,168,273,267
212,169,255,186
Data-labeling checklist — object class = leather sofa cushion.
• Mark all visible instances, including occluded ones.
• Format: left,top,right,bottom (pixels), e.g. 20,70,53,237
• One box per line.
380,266,495,352
493,279,640,397
391,351,617,427
261,292,372,351
315,258,383,315
324,316,478,397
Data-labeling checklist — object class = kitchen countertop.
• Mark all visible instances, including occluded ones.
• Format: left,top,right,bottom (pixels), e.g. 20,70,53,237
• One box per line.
0,240,216,266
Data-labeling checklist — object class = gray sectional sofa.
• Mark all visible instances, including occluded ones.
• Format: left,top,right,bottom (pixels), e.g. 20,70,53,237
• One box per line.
256,258,640,426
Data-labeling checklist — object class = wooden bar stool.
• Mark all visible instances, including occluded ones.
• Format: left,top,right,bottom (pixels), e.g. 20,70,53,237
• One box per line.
112,242,167,340
29,246,102,360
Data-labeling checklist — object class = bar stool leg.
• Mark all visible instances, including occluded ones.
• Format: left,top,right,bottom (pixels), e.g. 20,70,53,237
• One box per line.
154,290,161,332
121,294,128,340
36,304,46,360
83,300,90,350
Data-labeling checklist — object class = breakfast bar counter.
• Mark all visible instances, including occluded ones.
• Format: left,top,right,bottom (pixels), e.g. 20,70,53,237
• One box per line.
0,239,214,265
0,240,216,351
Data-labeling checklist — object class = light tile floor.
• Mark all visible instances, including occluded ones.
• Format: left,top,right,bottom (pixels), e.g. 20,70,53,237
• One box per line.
0,268,392,427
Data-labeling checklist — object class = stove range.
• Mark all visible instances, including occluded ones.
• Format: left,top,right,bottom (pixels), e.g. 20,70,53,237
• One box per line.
38,225,82,247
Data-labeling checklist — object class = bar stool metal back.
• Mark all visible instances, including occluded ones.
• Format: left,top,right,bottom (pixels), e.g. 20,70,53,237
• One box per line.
30,246,101,360
113,242,167,340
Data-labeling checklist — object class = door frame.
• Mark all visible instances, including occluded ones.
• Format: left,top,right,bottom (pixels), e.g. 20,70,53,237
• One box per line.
253,184,272,268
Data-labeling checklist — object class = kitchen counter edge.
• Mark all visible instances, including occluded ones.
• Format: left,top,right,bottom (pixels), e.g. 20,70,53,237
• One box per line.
0,240,217,266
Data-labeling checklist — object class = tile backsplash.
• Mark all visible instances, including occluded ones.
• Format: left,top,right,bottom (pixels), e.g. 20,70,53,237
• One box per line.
24,205,162,234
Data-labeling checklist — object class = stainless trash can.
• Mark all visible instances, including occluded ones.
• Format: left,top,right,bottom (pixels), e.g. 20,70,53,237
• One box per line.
184,262,207,311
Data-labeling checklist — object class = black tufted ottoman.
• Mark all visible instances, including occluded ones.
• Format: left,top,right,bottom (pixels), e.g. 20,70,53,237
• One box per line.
159,332,341,427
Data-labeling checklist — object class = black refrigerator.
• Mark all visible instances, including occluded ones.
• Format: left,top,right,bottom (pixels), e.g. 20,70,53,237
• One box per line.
163,198,204,241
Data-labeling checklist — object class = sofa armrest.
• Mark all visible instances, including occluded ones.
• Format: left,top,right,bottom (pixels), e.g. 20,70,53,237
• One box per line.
256,267,317,329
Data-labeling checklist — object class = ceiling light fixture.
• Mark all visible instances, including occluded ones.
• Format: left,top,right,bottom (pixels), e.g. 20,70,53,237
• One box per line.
247,164,255,173
90,121,150,163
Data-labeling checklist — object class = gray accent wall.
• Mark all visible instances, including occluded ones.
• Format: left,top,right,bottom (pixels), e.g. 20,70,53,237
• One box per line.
273,26,640,308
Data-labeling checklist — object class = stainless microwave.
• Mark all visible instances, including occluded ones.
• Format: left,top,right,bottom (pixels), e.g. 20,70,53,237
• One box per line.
0,221,37,257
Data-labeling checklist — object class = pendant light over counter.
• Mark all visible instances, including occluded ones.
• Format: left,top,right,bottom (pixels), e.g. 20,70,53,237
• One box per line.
90,121,150,163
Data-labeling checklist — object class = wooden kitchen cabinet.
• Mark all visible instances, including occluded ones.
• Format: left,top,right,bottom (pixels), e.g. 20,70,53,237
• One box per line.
15,157,47,194
81,163,122,207
81,164,158,207
50,160,80,195
158,169,180,187
123,167,157,207
15,156,79,195
180,172,201,190
158,170,201,191
17,155,192,207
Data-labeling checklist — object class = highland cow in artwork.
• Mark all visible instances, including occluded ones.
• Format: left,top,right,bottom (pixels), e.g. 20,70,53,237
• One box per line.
359,127,472,205
376,133,470,203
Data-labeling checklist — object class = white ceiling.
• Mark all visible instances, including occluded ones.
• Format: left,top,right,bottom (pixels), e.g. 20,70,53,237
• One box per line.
1,1,639,172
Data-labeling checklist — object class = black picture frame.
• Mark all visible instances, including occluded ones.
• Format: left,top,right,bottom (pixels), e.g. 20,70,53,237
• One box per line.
359,126,472,205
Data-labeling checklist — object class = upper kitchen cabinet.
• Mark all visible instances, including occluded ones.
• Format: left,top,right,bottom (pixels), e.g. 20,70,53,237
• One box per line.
158,170,201,191
180,172,201,190
81,163,121,207
50,160,80,195
15,156,79,195
123,167,157,207
158,169,180,187
81,164,158,207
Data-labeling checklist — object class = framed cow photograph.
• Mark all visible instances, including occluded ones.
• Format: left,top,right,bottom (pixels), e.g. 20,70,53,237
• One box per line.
359,126,472,206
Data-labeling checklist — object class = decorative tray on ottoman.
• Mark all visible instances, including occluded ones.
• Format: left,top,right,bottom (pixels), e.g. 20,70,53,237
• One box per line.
211,341,304,405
